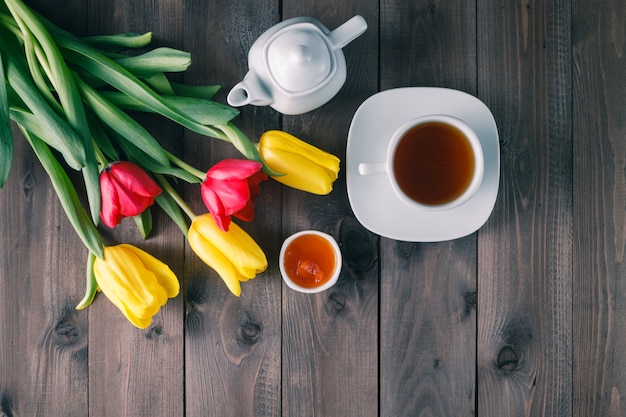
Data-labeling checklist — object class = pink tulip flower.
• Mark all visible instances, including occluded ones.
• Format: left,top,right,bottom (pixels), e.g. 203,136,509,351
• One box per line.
201,159,267,231
100,161,162,227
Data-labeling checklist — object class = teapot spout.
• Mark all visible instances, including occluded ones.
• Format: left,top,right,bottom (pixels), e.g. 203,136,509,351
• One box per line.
328,15,367,49
227,70,273,107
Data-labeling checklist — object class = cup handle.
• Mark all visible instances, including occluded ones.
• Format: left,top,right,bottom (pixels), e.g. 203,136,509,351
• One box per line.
358,162,386,176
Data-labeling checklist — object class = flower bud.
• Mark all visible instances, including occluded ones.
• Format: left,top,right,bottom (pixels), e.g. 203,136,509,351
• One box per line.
93,244,179,328
258,130,340,195
100,161,161,228
188,213,267,296
201,159,267,231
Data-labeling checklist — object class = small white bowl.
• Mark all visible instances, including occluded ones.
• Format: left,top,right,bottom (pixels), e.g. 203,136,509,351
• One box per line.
279,230,342,293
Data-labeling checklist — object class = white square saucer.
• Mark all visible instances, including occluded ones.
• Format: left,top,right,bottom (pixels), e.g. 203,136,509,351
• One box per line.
346,87,500,242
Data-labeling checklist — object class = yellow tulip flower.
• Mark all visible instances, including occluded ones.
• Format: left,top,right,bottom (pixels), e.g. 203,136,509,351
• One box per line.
258,130,340,195
188,213,267,296
93,244,180,329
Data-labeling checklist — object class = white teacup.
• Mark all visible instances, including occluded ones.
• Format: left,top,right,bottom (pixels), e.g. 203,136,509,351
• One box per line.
358,114,484,211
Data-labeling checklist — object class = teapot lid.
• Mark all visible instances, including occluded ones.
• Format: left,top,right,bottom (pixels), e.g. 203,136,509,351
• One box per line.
266,23,335,93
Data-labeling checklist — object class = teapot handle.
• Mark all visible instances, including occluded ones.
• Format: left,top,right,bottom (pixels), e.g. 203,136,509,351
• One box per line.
328,15,367,49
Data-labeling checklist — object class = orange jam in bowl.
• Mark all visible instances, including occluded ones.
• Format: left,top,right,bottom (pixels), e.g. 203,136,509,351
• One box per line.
279,231,342,293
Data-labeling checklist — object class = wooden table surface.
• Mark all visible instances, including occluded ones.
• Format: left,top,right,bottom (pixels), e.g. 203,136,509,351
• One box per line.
1,0,625,416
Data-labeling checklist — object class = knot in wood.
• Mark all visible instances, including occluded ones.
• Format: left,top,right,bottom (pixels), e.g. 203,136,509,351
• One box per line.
185,278,208,308
54,323,80,346
496,346,519,372
463,291,477,318
238,321,261,345
22,171,36,200
340,220,377,272
328,292,347,314
1,392,13,417
145,324,164,339
464,291,477,306
184,276,210,332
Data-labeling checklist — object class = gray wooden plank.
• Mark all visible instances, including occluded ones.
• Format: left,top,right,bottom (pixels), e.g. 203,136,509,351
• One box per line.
378,1,478,416
477,0,573,415
279,2,380,417
572,0,626,415
84,1,185,416
0,2,89,415
0,132,90,417
181,1,282,416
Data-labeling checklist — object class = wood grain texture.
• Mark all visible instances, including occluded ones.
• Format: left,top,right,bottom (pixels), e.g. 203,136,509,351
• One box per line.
0,130,89,417
380,0,477,93
379,2,478,416
477,0,573,415
380,239,477,417
2,0,626,415
572,0,626,415
182,1,282,417
279,1,379,417
0,2,89,416
85,2,185,416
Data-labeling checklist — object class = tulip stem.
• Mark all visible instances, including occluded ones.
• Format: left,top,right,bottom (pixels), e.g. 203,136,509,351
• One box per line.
93,141,108,168
165,150,206,180
155,173,196,220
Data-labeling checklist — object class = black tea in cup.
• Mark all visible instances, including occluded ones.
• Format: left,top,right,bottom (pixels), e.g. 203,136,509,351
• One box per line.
393,121,476,206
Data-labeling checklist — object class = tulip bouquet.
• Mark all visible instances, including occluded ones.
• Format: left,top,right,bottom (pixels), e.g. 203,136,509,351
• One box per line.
0,0,340,328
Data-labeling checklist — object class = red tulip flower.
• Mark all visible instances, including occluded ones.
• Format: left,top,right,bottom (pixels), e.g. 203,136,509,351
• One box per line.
201,159,268,231
100,161,162,228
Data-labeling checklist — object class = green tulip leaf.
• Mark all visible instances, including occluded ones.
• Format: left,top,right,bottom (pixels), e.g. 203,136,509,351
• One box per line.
155,191,189,238
85,107,119,161
21,128,104,258
45,25,221,135
7,102,85,171
40,20,269,170
74,76,170,167
81,32,153,52
3,56,86,169
9,105,98,222
0,51,14,188
114,47,191,77
76,251,99,310
5,0,91,160
114,134,201,184
142,73,174,95
16,22,62,114
133,209,153,240
100,91,239,126
170,83,220,100
82,148,101,225
44,24,266,159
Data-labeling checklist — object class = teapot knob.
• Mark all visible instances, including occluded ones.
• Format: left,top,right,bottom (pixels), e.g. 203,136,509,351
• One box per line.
290,45,313,65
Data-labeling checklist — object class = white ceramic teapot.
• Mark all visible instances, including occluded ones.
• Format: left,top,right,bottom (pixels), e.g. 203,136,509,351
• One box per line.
227,15,367,115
